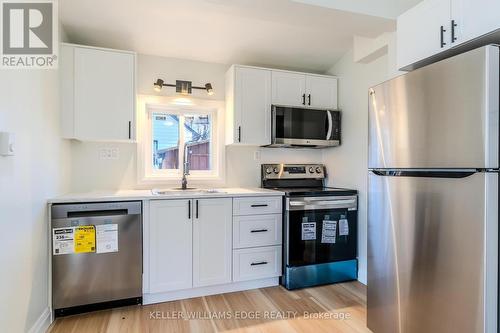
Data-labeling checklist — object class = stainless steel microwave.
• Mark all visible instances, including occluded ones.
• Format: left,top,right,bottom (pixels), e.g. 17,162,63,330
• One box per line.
267,105,341,148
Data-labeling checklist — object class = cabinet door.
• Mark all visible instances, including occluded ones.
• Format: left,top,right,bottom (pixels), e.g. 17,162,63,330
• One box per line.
234,67,272,145
271,71,306,106
74,47,135,141
149,199,192,293
193,198,232,287
305,76,338,109
452,0,500,44
397,0,452,69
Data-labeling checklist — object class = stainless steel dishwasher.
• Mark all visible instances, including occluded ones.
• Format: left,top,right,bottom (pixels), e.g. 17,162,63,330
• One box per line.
51,201,142,317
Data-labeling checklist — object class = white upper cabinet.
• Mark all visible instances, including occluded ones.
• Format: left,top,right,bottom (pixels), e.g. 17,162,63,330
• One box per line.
397,0,500,70
305,75,338,109
226,65,338,146
397,0,452,69
452,0,500,43
60,43,136,141
271,71,337,108
148,199,193,293
225,66,272,145
271,71,307,106
192,198,233,288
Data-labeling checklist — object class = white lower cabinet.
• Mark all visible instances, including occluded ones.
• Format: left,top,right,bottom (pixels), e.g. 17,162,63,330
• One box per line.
193,198,233,287
233,246,282,282
145,195,283,304
233,214,282,249
149,199,193,293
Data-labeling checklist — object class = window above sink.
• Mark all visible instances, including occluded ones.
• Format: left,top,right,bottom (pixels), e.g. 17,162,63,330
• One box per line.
136,96,226,186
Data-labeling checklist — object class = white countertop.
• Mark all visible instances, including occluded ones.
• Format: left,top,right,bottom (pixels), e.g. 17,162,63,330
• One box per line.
48,187,284,204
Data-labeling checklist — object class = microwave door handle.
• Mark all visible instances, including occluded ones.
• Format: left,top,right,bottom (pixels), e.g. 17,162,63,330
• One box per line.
326,110,333,140
271,106,277,144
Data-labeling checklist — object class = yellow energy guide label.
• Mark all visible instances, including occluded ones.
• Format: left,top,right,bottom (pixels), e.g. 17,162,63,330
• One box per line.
74,226,96,253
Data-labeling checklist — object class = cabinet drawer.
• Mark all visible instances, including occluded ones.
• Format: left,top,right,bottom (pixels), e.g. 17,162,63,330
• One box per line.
233,214,282,249
233,197,282,216
233,246,282,282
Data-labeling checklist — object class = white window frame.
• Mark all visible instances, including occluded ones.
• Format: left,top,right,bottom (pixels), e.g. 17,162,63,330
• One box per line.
137,96,225,186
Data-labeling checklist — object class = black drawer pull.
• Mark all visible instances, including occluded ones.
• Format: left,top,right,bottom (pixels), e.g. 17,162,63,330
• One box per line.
251,204,268,208
250,229,268,233
251,261,268,266
440,25,446,48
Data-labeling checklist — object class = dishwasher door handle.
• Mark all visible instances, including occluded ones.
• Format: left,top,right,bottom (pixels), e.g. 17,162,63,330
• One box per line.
67,209,128,218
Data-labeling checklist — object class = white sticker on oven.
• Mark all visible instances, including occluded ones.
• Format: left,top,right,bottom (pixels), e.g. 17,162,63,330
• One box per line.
339,219,349,236
53,228,75,255
96,224,119,254
302,222,316,241
321,220,337,244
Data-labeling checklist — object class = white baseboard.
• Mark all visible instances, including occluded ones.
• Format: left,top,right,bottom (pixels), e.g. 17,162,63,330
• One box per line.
143,277,279,305
28,308,51,333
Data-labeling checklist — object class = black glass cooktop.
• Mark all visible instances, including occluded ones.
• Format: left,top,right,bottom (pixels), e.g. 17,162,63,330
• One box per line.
268,187,357,197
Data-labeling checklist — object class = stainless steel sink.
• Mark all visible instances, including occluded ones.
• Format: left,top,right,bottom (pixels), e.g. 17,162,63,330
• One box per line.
151,188,227,195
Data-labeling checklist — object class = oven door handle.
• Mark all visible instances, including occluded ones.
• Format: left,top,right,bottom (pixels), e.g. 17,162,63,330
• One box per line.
288,199,357,211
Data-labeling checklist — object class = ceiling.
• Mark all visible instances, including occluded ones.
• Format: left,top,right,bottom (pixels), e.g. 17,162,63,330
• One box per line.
292,0,423,19
60,0,416,72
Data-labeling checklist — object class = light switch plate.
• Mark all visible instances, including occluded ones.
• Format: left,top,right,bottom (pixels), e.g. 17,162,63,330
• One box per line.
0,132,15,156
254,150,261,161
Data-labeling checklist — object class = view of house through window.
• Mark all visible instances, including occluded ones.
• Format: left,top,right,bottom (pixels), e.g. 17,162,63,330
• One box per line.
152,112,212,171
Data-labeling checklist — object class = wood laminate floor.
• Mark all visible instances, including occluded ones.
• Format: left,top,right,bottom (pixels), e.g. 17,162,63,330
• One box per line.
48,281,372,333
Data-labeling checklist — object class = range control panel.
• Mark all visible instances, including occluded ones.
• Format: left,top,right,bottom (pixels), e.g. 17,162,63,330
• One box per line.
262,164,325,180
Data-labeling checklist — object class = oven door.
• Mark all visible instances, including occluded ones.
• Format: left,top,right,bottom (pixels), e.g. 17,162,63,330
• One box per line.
285,196,357,267
271,105,340,147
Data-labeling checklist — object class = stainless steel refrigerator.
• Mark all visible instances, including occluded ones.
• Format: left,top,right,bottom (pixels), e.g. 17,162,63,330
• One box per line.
368,45,499,333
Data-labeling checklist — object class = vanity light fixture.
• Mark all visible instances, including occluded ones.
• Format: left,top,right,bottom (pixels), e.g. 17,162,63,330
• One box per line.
154,78,214,95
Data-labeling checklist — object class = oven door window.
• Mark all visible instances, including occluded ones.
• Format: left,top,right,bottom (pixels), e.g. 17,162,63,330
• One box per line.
287,208,357,266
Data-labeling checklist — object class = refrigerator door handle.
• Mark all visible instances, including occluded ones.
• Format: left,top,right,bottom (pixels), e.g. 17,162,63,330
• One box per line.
370,169,478,178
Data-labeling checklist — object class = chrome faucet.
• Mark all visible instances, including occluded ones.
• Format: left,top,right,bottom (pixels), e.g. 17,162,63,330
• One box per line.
181,142,190,190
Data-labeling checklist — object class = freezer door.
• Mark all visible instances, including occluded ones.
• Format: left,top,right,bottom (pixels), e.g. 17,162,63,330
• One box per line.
368,45,499,169
367,171,498,333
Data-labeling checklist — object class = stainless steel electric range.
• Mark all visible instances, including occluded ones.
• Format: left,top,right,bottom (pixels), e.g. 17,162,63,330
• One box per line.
261,163,358,290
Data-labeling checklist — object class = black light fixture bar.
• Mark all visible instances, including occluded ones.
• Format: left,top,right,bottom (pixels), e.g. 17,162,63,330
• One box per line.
154,78,213,95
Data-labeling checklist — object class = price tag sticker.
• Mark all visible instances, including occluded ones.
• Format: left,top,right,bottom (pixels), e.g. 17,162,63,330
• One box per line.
74,226,96,253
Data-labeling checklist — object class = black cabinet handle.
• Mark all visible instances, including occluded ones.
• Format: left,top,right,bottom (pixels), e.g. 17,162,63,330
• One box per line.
302,94,306,105
440,25,446,48
308,94,311,106
451,20,457,43
251,204,268,208
238,126,241,142
188,200,191,219
128,121,132,139
195,200,199,219
250,229,268,233
251,261,268,266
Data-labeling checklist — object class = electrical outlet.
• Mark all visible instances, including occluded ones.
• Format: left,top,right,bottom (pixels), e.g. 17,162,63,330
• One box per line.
99,147,120,160
111,148,120,159
254,150,261,161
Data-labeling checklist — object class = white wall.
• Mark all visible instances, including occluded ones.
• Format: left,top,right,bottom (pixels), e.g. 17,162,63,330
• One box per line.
322,34,400,284
69,54,322,191
0,69,71,332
